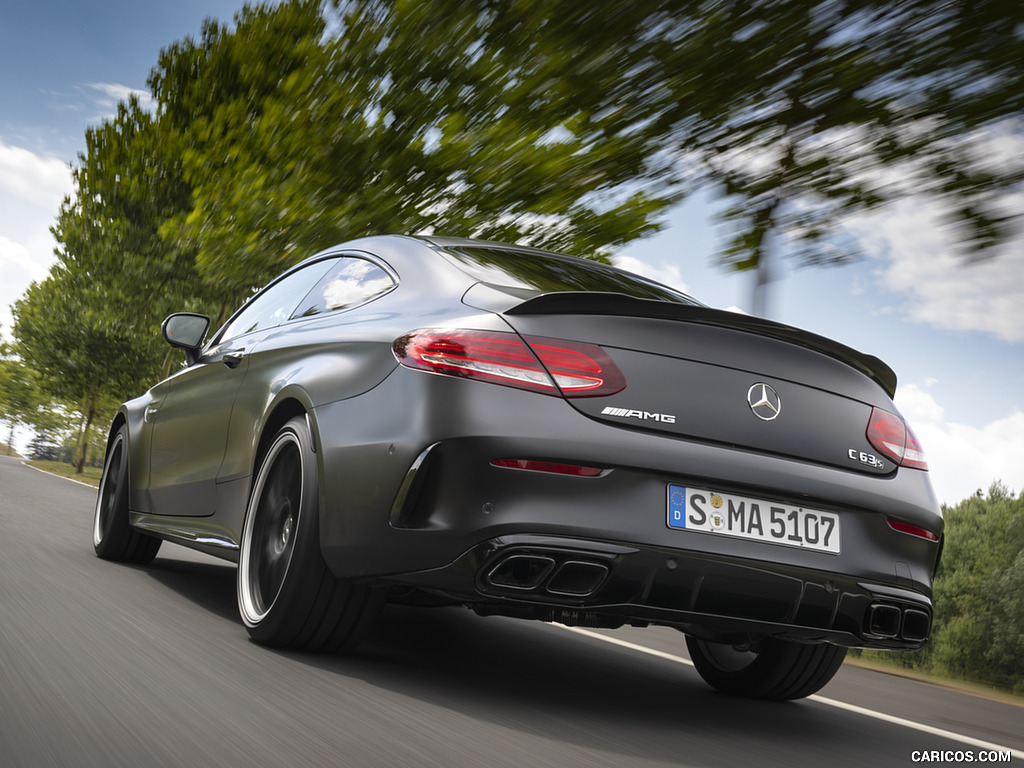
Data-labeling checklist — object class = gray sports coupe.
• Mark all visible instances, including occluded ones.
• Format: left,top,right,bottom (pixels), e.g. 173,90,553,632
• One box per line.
94,234,942,699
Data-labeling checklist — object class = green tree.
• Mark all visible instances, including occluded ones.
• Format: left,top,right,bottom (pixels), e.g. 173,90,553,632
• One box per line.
148,0,678,305
52,97,204,378
986,549,1024,690
0,349,37,453
25,0,1024,429
11,269,154,472
649,0,1024,314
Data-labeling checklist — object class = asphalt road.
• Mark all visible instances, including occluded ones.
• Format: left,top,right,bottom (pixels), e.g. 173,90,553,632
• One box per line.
2,455,1021,768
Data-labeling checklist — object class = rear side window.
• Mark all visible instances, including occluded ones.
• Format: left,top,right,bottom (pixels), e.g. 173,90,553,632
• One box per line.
291,257,396,318
217,258,339,342
440,246,698,305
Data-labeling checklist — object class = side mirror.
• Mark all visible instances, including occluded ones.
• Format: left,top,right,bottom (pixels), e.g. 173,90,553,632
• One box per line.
162,313,211,365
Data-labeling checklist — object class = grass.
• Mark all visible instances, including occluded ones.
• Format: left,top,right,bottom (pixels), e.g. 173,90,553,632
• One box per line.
27,460,102,487
846,654,1024,707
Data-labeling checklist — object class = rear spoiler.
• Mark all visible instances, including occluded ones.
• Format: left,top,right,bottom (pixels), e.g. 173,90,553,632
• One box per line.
503,292,898,398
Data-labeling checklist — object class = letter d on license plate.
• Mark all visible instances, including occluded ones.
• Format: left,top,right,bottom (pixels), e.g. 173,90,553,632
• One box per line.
667,485,841,555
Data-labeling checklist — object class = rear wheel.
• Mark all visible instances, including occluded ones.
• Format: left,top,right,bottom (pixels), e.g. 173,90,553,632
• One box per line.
93,425,161,564
238,415,383,651
686,635,846,700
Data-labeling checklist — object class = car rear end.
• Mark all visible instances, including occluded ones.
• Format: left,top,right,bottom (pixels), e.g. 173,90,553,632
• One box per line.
317,238,943,654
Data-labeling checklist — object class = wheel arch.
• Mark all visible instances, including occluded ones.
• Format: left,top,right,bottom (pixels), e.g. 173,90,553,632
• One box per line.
107,411,128,443
249,388,344,574
252,396,312,480
93,408,162,564
109,403,148,513
105,412,130,502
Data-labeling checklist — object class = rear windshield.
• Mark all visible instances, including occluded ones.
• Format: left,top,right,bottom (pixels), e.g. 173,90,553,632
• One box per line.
440,245,700,305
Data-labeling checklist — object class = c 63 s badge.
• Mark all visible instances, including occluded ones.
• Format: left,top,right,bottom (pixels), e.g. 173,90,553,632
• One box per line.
849,448,885,469
601,406,676,424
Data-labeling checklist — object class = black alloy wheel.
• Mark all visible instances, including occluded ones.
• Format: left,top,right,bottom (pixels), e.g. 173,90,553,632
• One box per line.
93,425,161,564
238,415,383,651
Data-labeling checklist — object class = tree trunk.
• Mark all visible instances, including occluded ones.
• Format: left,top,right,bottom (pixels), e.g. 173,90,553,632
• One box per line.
161,348,175,382
751,251,772,318
74,397,96,474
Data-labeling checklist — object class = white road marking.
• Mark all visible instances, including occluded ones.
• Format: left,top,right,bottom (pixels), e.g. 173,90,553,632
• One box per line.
554,624,1024,760
810,695,1024,759
556,624,697,668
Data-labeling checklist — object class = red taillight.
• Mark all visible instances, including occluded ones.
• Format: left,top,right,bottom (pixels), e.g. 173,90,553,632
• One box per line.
525,336,625,396
888,519,939,541
866,407,929,470
491,459,603,476
902,423,928,470
393,329,625,398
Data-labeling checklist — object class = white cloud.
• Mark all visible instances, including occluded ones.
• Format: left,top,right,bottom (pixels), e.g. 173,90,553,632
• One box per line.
612,255,691,295
0,140,73,337
677,118,1024,344
841,124,1024,343
896,383,1024,505
0,142,72,208
847,195,1024,343
38,82,154,129
84,82,154,120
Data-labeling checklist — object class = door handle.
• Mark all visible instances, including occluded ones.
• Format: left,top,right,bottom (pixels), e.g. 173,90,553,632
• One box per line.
223,350,245,369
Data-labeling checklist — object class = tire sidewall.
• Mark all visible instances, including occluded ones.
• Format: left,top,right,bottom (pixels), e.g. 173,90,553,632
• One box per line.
94,426,129,555
237,416,321,641
686,635,846,700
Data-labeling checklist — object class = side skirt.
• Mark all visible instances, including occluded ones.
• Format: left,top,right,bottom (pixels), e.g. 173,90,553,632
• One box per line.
130,512,240,563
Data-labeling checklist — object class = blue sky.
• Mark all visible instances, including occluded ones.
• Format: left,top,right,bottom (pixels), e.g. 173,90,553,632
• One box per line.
2,0,1023,504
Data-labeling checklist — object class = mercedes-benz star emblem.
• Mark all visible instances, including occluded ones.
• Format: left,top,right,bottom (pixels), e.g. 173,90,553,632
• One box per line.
747,383,782,421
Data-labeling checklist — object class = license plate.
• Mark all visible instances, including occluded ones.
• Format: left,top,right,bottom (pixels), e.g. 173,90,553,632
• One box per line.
667,485,841,555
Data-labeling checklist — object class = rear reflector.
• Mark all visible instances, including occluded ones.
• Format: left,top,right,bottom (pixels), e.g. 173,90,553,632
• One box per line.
866,407,929,470
491,459,603,476
887,519,939,541
393,329,625,397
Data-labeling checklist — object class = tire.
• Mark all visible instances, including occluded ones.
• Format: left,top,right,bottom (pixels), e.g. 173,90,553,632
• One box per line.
93,425,162,564
686,635,846,700
237,415,383,651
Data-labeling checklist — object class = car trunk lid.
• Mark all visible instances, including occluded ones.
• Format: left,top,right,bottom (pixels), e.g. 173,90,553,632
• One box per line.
486,291,899,476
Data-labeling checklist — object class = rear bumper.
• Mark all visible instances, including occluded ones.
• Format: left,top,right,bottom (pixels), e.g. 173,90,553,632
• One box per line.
310,370,942,649
390,533,933,649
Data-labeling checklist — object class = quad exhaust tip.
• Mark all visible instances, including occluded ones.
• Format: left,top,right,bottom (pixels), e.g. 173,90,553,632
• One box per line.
901,608,931,642
483,553,610,598
486,555,556,591
868,603,931,642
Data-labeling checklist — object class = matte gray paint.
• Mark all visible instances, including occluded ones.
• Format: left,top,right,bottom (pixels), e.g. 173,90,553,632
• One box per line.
110,234,941,650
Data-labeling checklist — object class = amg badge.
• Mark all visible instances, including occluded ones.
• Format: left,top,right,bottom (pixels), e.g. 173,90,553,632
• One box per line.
601,406,676,424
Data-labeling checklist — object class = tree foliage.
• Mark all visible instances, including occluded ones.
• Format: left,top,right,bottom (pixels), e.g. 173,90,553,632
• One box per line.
145,0,678,306
10,0,1023,457
11,97,206,469
52,97,205,361
11,269,152,470
929,483,1024,692
637,0,1024,312
0,347,37,450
